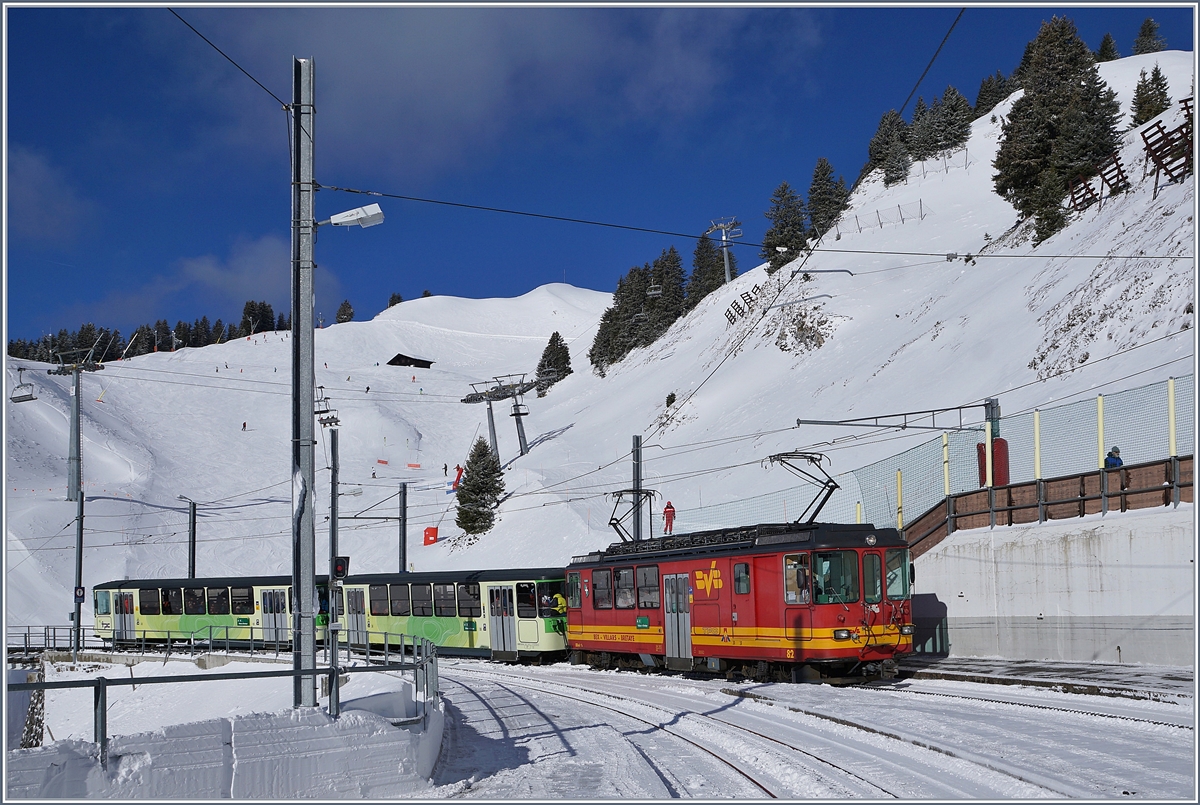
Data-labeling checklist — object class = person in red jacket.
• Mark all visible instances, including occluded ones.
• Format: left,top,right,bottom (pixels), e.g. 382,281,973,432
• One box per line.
663,501,676,535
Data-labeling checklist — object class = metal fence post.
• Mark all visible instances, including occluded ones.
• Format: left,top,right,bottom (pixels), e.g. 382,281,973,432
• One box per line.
94,676,108,770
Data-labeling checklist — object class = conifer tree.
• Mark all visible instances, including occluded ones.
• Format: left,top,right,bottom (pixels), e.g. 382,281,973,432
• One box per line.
336,300,355,324
1095,33,1119,61
973,71,1012,119
938,85,974,150
535,331,572,395
455,437,505,535
684,233,726,310
907,98,936,161
993,16,1121,239
1132,18,1166,55
760,181,807,273
866,110,909,170
388,293,403,307
647,246,686,337
883,139,912,186
806,158,848,239
1130,65,1172,127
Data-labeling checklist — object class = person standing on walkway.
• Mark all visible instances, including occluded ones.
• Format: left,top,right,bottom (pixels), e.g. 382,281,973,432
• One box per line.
663,501,676,535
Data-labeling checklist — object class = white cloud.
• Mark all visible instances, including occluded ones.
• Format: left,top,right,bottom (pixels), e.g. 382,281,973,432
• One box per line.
7,147,97,244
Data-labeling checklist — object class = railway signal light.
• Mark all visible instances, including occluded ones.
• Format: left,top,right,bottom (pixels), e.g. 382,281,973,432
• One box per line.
332,556,350,580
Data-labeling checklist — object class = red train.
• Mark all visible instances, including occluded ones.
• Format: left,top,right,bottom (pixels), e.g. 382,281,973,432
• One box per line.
565,522,914,681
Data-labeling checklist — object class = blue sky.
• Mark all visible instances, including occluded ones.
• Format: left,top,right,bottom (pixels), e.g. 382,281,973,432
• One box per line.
5,5,1194,342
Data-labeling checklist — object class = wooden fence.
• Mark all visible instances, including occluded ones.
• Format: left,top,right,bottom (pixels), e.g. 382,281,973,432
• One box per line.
905,456,1193,559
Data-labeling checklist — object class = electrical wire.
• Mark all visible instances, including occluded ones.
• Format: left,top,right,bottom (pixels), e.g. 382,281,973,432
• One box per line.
319,182,1189,261
167,9,288,108
899,9,966,116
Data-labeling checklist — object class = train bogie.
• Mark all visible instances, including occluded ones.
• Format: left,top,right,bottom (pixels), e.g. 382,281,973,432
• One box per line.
565,522,914,680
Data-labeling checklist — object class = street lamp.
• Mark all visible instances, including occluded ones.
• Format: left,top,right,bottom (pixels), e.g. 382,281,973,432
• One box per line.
177,495,198,579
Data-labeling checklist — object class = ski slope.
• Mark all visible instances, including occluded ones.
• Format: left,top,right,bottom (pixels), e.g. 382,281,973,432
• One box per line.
4,51,1195,626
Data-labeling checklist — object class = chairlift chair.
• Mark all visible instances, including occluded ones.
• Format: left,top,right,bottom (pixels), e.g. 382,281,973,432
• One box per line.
646,284,663,298
632,310,649,323
10,368,37,404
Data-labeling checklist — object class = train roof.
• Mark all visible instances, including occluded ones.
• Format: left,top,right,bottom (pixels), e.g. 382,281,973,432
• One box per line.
93,567,566,591
568,522,906,566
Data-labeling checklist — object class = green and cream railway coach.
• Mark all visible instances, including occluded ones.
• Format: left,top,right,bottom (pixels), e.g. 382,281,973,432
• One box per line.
92,568,569,661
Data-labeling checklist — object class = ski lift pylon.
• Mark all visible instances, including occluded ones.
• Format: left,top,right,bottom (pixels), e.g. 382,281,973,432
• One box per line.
10,368,37,404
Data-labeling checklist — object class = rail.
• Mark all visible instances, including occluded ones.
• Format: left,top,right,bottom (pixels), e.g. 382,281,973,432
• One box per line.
6,634,438,771
905,456,1193,558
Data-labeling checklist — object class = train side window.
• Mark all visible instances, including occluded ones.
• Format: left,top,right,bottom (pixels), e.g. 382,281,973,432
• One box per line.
734,563,751,595
411,584,433,616
390,584,411,616
139,588,161,616
458,583,482,617
434,583,458,617
783,554,811,605
592,569,613,610
614,568,636,609
566,572,582,609
863,554,882,604
231,587,254,615
885,549,912,600
207,587,231,615
161,588,182,616
183,587,206,615
94,590,111,616
516,583,538,618
368,585,389,616
288,587,293,614
636,565,660,609
814,551,859,604
537,582,564,617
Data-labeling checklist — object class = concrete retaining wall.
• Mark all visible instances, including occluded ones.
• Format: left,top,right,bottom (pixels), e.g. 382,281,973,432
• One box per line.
912,505,1194,666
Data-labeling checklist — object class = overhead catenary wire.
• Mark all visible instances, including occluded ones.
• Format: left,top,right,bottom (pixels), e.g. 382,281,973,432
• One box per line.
899,9,966,116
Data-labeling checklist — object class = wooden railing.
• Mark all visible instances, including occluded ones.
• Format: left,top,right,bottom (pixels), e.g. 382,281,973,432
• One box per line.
906,456,1193,559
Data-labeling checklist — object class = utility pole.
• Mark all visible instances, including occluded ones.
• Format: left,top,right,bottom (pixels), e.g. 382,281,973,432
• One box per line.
291,56,318,709
705,218,742,283
176,496,197,579
48,349,102,658
632,435,643,541
329,427,339,626
398,482,408,573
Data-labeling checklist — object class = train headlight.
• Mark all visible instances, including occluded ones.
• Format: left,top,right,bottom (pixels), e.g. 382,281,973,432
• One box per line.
833,629,852,641
899,625,914,635
865,534,876,546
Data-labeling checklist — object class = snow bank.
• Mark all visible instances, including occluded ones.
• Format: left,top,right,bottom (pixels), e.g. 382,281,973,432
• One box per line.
6,698,443,799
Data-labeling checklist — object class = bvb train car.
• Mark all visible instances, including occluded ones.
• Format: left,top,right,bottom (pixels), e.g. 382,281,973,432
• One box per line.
564,521,914,681
92,568,569,661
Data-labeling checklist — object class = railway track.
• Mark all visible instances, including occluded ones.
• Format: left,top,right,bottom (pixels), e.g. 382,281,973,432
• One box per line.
441,661,1073,798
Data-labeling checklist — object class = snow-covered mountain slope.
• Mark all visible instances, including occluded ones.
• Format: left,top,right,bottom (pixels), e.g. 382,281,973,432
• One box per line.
4,52,1195,625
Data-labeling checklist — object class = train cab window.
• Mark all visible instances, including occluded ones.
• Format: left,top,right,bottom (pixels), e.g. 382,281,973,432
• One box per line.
592,570,613,610
614,568,636,609
390,584,411,616
434,583,458,617
139,588,161,616
783,554,811,605
183,587,206,615
207,587,231,615
231,587,254,615
566,572,582,609
161,588,183,616
863,554,882,604
458,583,482,617
636,566,660,609
814,551,859,605
411,584,433,616
370,585,390,616
94,591,111,616
536,582,565,617
516,583,538,618
885,549,912,600
734,563,751,595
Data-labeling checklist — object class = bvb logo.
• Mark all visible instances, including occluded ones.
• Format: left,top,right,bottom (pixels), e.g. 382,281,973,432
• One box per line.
695,560,723,596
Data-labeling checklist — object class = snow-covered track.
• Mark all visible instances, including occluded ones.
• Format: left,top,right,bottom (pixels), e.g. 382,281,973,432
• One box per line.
441,675,787,798
442,661,1073,798
862,679,1195,729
